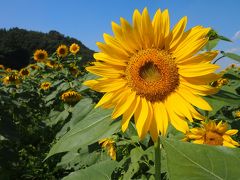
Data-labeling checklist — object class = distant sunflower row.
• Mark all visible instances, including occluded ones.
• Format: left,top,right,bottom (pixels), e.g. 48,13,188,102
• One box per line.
33,43,80,62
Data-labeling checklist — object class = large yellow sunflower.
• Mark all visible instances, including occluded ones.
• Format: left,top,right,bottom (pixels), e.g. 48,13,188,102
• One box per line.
184,121,239,148
84,8,220,141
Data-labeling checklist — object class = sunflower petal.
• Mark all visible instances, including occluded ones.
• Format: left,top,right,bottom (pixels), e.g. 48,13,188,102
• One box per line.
141,8,154,48
112,90,136,119
122,96,140,132
167,16,187,49
134,98,149,138
154,101,169,136
152,9,163,49
178,87,212,111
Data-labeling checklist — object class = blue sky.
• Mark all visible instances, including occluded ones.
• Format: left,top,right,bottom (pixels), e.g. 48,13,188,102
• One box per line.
1,0,240,68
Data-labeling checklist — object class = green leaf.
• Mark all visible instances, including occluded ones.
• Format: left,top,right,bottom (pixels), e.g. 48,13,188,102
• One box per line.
221,52,240,63
218,35,232,42
48,110,69,126
46,107,120,159
207,90,240,104
163,139,240,180
70,98,94,127
204,39,219,51
204,90,240,117
62,159,117,180
130,147,144,163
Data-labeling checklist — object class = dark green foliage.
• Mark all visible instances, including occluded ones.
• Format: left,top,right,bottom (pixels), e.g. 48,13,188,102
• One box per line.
0,28,94,69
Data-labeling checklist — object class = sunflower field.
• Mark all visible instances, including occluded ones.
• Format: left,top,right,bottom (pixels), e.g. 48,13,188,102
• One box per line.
1,8,240,180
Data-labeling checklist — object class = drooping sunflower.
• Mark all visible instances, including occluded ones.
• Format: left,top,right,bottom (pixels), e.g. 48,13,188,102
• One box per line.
212,78,229,88
34,49,48,62
40,82,51,90
84,8,220,141
69,43,80,55
184,120,239,148
19,68,30,76
61,90,81,104
99,138,116,160
57,45,68,58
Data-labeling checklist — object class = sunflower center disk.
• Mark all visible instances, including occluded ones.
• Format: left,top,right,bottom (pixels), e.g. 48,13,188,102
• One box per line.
126,49,179,102
38,53,45,60
204,131,223,145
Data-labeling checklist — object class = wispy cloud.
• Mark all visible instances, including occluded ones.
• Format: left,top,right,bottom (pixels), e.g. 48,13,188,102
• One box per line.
232,31,240,41
225,47,240,53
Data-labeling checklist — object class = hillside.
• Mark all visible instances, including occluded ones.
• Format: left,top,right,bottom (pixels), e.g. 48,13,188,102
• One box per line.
0,28,94,69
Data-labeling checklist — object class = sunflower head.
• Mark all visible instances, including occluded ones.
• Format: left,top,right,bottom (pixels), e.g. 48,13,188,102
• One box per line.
61,90,81,105
69,63,80,77
70,43,80,55
235,110,240,118
40,82,51,91
19,68,30,77
99,138,116,160
5,68,12,73
45,60,57,68
184,120,239,148
212,78,229,88
84,8,220,141
0,65,4,70
57,45,68,58
34,49,48,62
28,64,39,70
2,74,20,85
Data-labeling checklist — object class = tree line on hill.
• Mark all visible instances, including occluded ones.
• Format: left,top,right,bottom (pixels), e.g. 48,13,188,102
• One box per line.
0,28,94,69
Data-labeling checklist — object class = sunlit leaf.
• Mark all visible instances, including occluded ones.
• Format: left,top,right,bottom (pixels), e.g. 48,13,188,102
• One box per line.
221,51,240,62
46,107,120,159
62,159,117,180
218,35,232,42
163,139,240,180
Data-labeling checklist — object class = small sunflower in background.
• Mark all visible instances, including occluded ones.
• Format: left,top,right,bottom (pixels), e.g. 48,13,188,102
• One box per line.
28,64,39,70
69,63,80,77
40,82,51,91
2,74,20,85
61,90,81,105
0,65,4,70
184,120,239,148
34,49,48,62
45,60,57,68
69,43,80,55
234,110,240,118
19,68,30,77
57,45,68,58
99,138,116,160
212,78,229,88
5,68,12,73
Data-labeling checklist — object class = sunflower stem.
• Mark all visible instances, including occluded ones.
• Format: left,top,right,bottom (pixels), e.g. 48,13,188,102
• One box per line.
213,55,224,64
154,136,161,180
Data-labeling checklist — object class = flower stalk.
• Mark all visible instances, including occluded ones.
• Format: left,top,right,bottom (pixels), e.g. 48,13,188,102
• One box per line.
154,136,161,180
